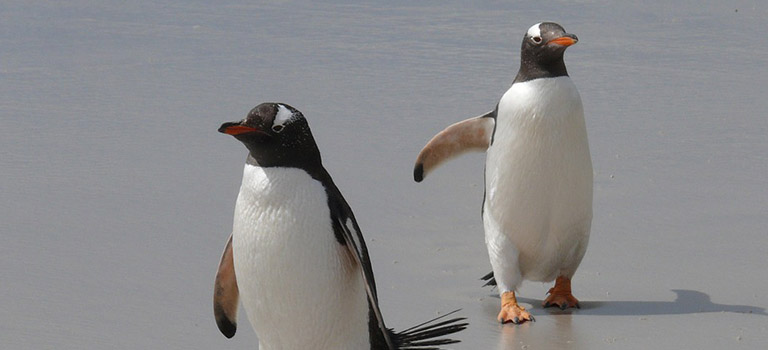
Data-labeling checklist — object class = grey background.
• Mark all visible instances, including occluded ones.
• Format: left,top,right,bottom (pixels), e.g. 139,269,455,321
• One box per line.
2,0,767,349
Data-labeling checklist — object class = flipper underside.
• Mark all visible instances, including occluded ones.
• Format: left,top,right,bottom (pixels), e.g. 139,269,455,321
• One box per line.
414,111,495,182
213,233,239,338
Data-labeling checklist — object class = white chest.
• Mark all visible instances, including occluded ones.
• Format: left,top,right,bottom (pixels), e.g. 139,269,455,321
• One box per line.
231,165,369,349
493,77,585,154
485,77,593,256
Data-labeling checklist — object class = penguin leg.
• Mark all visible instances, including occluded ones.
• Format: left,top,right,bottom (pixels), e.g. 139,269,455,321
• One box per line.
498,291,534,324
543,276,580,309
484,212,534,324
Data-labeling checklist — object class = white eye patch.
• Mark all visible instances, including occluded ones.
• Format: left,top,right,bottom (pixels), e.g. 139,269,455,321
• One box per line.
273,104,297,130
527,22,542,39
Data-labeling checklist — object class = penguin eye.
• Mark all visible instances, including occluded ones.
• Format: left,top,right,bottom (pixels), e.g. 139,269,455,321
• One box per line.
272,124,284,133
532,36,542,44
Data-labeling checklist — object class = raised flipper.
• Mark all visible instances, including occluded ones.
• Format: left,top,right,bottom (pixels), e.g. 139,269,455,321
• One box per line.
413,111,495,182
213,233,239,338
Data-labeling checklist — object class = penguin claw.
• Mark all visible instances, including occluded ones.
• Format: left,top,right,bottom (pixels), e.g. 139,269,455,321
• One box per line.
542,276,580,310
497,304,534,324
542,293,581,310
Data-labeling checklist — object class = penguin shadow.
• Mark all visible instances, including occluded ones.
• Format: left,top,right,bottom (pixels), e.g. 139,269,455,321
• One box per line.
515,289,767,317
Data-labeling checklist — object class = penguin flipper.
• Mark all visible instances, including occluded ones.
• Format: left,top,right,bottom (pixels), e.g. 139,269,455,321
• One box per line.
414,111,495,182
213,233,239,338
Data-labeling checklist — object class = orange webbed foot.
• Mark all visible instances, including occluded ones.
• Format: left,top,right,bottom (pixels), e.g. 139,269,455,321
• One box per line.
498,291,535,324
543,276,580,310
543,292,580,309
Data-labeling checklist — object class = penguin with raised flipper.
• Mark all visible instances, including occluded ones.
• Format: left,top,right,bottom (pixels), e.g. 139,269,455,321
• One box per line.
414,22,592,324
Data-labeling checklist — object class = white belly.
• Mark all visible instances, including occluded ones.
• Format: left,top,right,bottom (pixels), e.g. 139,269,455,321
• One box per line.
232,164,370,349
485,77,593,281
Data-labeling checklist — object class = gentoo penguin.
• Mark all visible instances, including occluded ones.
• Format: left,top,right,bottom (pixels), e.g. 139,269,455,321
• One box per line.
213,102,467,349
413,22,592,324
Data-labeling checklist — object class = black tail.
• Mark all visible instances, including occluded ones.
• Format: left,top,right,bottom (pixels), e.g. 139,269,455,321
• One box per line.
480,271,496,287
390,309,468,350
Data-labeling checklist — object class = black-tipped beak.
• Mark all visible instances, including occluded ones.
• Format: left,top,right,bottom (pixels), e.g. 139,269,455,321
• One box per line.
547,33,578,47
219,121,264,135
218,121,239,134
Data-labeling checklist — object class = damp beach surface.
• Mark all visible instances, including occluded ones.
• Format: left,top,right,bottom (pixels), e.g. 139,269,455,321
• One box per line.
2,1,767,349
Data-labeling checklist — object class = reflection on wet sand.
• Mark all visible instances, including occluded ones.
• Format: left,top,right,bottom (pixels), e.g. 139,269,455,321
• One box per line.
496,309,583,350
490,289,766,348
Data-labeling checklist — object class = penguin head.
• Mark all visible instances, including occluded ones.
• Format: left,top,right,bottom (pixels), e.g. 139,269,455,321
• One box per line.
219,103,321,167
516,22,578,82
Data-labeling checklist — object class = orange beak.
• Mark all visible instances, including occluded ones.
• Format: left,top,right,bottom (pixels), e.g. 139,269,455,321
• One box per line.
547,35,578,47
221,125,263,135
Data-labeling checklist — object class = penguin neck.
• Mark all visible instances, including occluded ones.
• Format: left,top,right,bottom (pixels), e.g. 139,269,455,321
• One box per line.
514,54,568,84
246,148,321,167
241,130,322,169
245,151,325,180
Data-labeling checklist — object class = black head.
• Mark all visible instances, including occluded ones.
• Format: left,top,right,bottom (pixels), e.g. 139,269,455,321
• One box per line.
219,102,321,168
515,22,578,83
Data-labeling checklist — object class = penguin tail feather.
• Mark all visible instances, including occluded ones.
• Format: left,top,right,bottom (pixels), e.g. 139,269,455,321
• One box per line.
390,309,468,350
480,271,496,287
